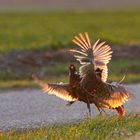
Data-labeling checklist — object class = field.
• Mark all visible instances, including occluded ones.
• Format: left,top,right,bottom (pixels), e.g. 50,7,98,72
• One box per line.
0,114,140,140
0,11,140,139
0,11,140,53
0,11,140,87
0,59,140,89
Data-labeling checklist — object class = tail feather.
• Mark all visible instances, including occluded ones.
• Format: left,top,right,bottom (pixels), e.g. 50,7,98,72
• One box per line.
32,74,48,88
119,75,126,84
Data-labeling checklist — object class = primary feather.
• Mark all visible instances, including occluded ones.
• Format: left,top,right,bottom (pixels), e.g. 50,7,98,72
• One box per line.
70,32,132,116
71,32,112,82
32,75,77,102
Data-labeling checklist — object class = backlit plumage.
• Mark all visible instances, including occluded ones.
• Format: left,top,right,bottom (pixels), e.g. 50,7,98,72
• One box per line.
33,32,132,117
70,32,132,116
32,74,77,102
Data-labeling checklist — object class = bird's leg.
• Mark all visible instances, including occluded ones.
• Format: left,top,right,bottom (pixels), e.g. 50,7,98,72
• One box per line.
100,108,107,114
85,93,91,117
99,108,107,116
66,101,75,106
81,86,92,116
97,108,107,117
94,103,106,115
97,107,102,114
94,98,112,110
80,86,112,110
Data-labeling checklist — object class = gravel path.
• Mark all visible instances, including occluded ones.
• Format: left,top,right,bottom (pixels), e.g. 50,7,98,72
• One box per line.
0,84,139,131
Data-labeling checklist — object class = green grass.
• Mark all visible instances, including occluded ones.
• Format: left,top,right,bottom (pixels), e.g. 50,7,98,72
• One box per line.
0,75,68,89
0,59,139,89
47,59,140,82
0,11,140,53
39,59,140,83
108,59,140,83
0,114,140,140
0,11,139,87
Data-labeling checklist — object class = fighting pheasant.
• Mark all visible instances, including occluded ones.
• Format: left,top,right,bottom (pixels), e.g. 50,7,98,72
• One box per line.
32,64,109,116
32,32,132,117
70,32,132,117
67,64,106,114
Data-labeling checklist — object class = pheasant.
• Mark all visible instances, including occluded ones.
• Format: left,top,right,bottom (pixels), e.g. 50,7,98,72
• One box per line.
67,64,107,114
32,32,132,117
32,63,110,116
66,64,80,106
70,32,132,117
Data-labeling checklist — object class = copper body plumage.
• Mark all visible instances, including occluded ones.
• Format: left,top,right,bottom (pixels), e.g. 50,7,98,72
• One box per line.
33,32,132,117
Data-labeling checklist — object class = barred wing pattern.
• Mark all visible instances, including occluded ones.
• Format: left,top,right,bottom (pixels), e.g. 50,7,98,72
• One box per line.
104,83,131,108
70,32,113,82
70,32,132,110
32,75,77,102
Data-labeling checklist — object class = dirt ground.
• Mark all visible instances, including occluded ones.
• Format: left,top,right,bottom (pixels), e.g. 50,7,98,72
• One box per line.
0,45,140,79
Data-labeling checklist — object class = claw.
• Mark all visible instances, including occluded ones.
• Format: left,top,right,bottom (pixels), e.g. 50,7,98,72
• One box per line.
66,101,75,106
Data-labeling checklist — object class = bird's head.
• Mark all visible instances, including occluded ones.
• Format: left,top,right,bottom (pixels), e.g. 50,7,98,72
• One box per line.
69,64,76,74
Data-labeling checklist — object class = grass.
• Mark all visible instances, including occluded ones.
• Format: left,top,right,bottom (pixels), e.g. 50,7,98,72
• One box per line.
0,11,139,86
109,59,140,75
0,11,140,139
108,59,140,83
0,59,140,89
0,75,68,89
0,114,140,140
0,11,140,53
47,59,140,82
46,59,140,83
0,74,140,89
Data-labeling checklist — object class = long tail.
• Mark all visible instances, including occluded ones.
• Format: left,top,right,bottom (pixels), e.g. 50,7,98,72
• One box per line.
119,75,126,84
32,74,47,87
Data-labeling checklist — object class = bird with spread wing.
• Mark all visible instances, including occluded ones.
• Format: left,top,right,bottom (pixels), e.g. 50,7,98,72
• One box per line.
32,32,132,117
70,32,132,117
32,63,110,116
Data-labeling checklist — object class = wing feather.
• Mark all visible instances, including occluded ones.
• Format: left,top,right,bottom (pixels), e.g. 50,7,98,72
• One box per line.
70,49,88,56
79,33,89,48
72,39,87,51
92,39,100,50
32,75,77,102
93,41,106,52
70,32,113,82
85,32,91,47
73,36,88,50
104,83,131,108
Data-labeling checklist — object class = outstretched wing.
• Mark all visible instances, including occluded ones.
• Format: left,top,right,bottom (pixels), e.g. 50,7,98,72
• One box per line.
104,83,132,108
32,75,77,102
70,32,112,82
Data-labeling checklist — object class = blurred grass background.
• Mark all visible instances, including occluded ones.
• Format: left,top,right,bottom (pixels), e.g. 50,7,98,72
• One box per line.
0,11,140,52
0,11,140,87
0,1,140,139
0,2,140,139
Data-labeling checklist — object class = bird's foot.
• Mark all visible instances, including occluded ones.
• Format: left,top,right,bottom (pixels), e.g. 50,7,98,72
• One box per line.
99,109,108,116
66,101,75,106
86,112,92,118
